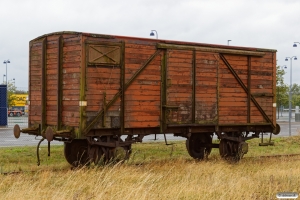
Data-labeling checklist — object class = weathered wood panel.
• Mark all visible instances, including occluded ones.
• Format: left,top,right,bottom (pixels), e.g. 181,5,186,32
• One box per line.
28,32,277,136
250,53,274,123
195,52,218,123
29,42,43,126
217,52,275,124
124,43,161,128
167,50,193,123
45,38,58,125
86,65,121,128
61,35,81,126
124,43,157,82
29,34,82,127
219,54,248,124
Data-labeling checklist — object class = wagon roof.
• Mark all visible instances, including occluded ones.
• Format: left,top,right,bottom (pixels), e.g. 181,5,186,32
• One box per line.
31,31,277,53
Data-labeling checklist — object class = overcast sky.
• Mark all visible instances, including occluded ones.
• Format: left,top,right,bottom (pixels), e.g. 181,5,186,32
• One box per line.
1,0,300,90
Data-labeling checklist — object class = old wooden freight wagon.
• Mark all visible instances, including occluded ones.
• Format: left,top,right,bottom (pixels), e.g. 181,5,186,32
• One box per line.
14,31,279,166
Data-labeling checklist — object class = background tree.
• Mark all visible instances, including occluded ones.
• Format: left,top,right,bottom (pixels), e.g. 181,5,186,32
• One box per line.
291,83,300,108
7,82,17,108
276,66,289,117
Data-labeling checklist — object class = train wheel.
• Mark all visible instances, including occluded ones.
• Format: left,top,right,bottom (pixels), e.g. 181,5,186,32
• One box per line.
103,145,132,163
89,146,105,165
88,136,132,164
186,133,212,160
64,139,90,167
219,139,230,158
219,139,247,161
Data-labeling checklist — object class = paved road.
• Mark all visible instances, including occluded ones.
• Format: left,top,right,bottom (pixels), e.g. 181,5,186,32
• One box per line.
1,113,299,147
0,128,62,147
0,117,61,147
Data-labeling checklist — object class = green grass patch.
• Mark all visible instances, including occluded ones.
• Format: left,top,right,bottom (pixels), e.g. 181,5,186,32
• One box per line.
1,136,300,174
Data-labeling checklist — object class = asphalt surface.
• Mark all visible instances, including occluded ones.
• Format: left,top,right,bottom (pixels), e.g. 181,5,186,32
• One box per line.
0,112,299,147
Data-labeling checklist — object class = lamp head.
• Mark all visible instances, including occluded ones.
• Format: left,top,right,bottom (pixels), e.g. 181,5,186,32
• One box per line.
293,43,297,47
285,58,288,61
294,57,297,60
150,31,155,36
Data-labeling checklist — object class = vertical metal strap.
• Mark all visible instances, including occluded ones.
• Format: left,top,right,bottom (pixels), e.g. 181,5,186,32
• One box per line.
215,54,220,132
102,92,106,127
79,38,87,135
57,36,63,129
247,56,251,123
160,50,167,133
120,42,125,134
41,38,47,131
192,50,196,123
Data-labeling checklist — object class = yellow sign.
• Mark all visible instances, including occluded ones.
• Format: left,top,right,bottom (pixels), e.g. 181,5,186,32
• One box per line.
12,94,28,106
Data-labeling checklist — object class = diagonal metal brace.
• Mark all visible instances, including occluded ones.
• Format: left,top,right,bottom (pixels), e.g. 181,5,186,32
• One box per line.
219,54,275,129
83,49,162,135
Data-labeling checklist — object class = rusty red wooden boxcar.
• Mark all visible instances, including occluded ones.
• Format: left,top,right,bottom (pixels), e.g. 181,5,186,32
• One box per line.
14,31,280,166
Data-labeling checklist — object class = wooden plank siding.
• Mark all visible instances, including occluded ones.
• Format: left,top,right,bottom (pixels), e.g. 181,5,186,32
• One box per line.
45,35,59,126
58,35,82,127
29,42,43,126
28,31,277,136
85,65,121,128
124,60,161,128
250,53,274,123
84,37,122,129
219,54,248,123
124,42,161,128
166,50,193,123
195,52,218,123
29,34,82,128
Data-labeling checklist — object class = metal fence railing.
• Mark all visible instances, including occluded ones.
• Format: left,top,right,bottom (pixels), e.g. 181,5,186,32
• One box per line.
8,115,28,127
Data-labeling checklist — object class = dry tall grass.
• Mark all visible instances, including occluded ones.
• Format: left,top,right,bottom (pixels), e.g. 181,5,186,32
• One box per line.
1,156,300,199
1,137,300,200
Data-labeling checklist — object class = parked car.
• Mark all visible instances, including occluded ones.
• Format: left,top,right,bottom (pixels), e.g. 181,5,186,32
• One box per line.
11,106,25,115
8,109,23,117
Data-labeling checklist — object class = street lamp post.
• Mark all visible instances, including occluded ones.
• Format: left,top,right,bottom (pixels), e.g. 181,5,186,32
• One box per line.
227,40,231,45
285,56,297,136
3,74,5,84
3,60,10,85
12,78,15,87
293,42,300,47
150,30,158,39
